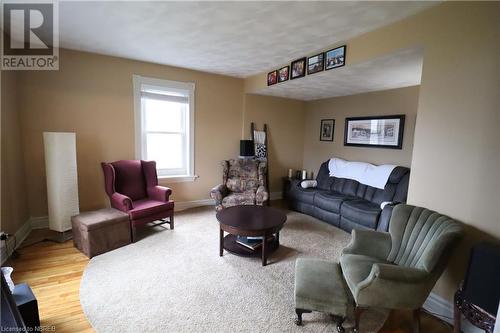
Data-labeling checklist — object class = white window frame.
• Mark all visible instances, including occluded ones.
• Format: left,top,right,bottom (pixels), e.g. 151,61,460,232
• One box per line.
133,75,196,182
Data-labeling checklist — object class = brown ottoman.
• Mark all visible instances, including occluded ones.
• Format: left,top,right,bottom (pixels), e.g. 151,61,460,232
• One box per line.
71,208,131,258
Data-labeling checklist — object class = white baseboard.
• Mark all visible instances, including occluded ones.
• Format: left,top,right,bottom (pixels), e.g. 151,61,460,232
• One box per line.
1,219,32,264
270,192,283,201
423,292,483,333
175,199,214,211
30,216,49,229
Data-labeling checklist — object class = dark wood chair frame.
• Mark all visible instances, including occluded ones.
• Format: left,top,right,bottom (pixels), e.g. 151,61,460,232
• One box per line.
131,216,174,242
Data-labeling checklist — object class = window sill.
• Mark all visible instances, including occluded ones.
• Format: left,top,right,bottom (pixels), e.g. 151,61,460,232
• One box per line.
158,175,198,183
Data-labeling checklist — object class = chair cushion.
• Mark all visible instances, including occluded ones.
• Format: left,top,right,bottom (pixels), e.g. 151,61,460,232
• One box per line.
129,199,174,220
226,159,260,192
340,254,388,297
340,199,381,229
314,191,354,214
112,160,147,200
222,191,256,207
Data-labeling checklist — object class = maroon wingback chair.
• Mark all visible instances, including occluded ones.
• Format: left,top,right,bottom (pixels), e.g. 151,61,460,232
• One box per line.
101,160,174,242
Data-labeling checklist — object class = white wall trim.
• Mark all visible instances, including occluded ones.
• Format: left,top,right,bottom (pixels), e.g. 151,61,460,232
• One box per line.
423,292,454,324
175,199,214,212
423,292,481,333
30,216,49,229
0,219,32,264
270,192,283,201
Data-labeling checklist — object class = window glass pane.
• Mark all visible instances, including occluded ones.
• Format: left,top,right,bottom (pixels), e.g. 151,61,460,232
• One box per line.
143,98,183,132
146,133,184,170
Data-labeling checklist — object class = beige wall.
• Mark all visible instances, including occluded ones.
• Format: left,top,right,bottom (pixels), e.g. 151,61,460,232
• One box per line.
303,86,419,175
246,2,500,303
1,71,29,234
17,49,244,216
243,94,305,193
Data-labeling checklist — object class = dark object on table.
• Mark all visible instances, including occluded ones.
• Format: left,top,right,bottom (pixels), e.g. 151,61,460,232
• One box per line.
454,243,499,333
239,140,254,157
1,273,26,331
12,283,40,330
216,205,286,266
101,160,174,242
72,208,131,258
284,160,410,232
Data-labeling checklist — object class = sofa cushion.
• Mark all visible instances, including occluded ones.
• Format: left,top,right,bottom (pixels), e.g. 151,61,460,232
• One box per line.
314,191,354,213
222,191,256,207
340,199,381,229
112,160,147,201
316,161,334,190
340,254,389,297
129,199,174,220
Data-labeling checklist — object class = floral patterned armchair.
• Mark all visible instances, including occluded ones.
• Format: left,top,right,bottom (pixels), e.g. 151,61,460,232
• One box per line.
210,159,268,211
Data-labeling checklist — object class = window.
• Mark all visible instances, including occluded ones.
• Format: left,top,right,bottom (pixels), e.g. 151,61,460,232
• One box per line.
133,75,195,181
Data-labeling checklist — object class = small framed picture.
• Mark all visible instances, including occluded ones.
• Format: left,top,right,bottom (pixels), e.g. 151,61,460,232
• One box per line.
344,115,405,149
320,119,335,142
325,45,346,70
307,53,324,75
290,57,306,80
278,66,289,82
267,70,278,86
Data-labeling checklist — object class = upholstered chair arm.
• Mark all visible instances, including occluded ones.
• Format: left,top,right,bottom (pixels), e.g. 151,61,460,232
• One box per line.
111,192,133,212
342,229,392,260
354,263,431,309
255,185,269,205
210,184,228,205
147,185,172,202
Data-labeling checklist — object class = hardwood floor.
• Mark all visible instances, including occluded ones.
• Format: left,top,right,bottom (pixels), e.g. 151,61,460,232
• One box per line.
7,230,452,333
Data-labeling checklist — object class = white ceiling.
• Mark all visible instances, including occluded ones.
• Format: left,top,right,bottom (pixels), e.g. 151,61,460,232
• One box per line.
254,48,424,101
58,1,437,78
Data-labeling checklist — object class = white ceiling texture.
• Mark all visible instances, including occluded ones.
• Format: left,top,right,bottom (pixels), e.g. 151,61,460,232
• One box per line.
57,1,435,100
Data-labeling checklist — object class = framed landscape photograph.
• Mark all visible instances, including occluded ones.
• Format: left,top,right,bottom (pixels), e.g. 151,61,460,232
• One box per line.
325,45,346,70
267,70,278,86
290,57,306,79
320,119,335,141
278,66,289,82
344,115,405,149
307,53,324,75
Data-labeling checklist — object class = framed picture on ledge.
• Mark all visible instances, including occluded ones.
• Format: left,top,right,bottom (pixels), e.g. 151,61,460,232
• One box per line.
320,119,335,141
344,115,405,149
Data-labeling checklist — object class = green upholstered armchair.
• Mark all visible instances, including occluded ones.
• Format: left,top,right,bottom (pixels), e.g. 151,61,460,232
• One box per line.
340,204,464,333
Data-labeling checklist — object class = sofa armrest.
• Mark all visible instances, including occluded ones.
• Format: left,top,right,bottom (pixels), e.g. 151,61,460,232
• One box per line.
147,185,172,202
111,192,133,212
210,184,228,205
256,185,269,205
342,229,392,260
377,203,397,232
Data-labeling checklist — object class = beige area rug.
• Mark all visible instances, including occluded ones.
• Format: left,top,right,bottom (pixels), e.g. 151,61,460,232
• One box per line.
80,207,388,332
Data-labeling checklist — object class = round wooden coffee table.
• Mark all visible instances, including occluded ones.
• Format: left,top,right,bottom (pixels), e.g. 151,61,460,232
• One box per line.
216,205,287,266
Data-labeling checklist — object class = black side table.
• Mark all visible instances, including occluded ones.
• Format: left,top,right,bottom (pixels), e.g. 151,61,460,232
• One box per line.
13,283,40,330
454,287,495,333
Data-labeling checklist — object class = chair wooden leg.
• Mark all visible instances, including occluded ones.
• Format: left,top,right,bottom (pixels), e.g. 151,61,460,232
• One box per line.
453,297,461,333
131,225,136,243
330,315,345,333
413,308,420,333
353,306,364,333
170,215,174,230
295,308,311,326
